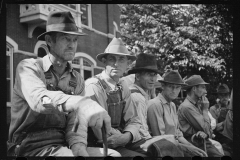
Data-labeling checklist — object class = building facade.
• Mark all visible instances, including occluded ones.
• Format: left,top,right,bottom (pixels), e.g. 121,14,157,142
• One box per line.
6,4,121,124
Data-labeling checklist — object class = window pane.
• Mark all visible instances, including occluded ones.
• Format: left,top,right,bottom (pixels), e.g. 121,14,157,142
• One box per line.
83,59,92,67
38,47,47,58
73,68,80,73
6,55,10,78
72,58,80,65
84,70,92,80
7,79,10,102
81,4,88,26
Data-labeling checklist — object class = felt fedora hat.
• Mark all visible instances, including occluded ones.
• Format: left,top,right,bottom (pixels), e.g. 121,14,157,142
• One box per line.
37,11,86,41
96,38,136,62
182,75,209,90
213,83,230,94
128,53,160,74
159,70,186,85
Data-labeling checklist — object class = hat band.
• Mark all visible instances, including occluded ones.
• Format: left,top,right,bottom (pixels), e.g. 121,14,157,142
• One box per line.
47,23,78,32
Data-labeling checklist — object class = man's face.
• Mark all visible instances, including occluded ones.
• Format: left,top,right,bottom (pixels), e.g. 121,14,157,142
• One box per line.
136,72,157,91
104,54,130,78
194,84,207,98
50,33,78,61
162,83,182,101
218,93,230,106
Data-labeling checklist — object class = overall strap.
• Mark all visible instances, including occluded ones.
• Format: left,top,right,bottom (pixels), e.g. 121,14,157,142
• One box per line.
94,75,111,93
36,58,77,93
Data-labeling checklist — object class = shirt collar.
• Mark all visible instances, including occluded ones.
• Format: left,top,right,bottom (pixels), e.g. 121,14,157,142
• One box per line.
186,95,197,105
158,93,168,104
132,83,151,100
42,54,76,77
100,70,119,89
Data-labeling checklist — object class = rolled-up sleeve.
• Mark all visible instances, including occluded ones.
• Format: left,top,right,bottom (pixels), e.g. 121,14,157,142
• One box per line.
122,95,141,143
147,101,165,136
15,60,75,114
65,112,87,147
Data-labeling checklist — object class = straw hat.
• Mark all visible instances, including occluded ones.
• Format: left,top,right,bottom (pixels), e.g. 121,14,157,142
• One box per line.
96,38,136,62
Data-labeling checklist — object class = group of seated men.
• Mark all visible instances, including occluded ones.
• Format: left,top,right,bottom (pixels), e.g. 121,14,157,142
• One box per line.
7,11,232,157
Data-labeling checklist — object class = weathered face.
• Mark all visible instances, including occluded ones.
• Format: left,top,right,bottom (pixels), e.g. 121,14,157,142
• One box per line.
48,33,79,61
194,84,207,98
136,72,157,91
162,83,182,101
104,54,130,78
218,93,230,106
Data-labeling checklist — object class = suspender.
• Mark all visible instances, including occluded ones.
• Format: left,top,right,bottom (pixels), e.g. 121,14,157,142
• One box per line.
36,58,77,92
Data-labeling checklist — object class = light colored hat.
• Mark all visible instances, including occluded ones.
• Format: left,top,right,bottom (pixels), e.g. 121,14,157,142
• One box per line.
37,11,86,40
96,38,136,62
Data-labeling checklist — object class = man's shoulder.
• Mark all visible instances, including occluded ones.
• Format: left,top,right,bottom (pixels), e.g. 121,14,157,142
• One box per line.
85,75,101,86
178,99,192,110
148,97,161,107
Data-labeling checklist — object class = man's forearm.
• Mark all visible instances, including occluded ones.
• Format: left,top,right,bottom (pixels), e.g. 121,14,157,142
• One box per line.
62,96,92,112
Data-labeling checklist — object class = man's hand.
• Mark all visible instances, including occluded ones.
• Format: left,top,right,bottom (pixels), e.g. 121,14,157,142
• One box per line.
107,132,131,148
72,99,111,136
200,96,209,111
195,131,208,139
71,143,89,156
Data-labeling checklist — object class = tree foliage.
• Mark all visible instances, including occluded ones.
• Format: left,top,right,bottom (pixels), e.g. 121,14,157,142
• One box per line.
119,4,233,104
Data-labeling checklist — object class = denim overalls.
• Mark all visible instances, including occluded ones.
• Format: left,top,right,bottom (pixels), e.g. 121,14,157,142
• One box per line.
87,76,126,146
7,58,77,156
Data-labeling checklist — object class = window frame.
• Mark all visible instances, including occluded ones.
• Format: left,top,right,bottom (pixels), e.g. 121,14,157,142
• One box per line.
6,43,13,107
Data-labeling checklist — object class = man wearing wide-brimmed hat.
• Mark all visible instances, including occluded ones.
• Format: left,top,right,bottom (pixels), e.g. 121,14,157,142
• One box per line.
177,75,224,157
147,70,207,157
210,84,231,132
7,11,120,157
85,38,147,157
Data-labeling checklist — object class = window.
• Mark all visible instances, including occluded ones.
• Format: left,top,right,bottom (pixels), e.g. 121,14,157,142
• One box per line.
80,4,89,26
62,4,76,10
72,56,94,80
7,43,13,106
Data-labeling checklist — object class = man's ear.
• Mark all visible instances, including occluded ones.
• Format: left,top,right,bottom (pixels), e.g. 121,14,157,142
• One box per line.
45,35,52,47
101,57,107,64
127,59,132,66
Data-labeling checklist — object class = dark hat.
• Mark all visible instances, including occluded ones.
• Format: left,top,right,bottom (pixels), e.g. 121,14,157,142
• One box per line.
37,11,86,40
159,70,186,85
182,75,209,90
128,53,160,74
213,83,230,94
96,38,136,62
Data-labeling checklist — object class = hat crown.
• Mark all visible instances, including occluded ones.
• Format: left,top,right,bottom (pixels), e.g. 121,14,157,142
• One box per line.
104,38,130,55
217,84,230,93
134,53,157,69
185,75,209,86
161,70,185,85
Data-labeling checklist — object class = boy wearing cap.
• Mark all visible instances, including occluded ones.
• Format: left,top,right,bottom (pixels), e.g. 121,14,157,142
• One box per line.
85,38,146,157
7,11,120,157
177,75,223,157
147,70,207,157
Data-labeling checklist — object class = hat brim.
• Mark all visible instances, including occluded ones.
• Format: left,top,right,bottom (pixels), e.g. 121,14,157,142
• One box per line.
96,52,137,63
158,80,187,86
182,82,209,90
37,31,87,41
128,67,160,74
